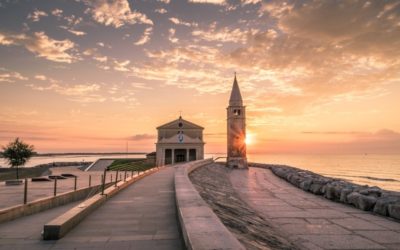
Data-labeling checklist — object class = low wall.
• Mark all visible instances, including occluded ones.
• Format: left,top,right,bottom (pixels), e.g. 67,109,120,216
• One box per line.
175,159,245,250
0,183,112,224
43,167,161,240
250,163,400,221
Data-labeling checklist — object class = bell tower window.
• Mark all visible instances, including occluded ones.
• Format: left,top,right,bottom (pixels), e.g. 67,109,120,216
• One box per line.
233,109,241,116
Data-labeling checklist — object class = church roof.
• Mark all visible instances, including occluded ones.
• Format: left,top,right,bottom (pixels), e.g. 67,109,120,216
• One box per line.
229,73,243,106
156,117,204,130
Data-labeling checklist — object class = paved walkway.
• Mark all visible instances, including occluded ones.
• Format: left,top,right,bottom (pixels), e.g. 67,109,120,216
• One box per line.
230,167,400,250
52,167,184,249
0,201,81,250
0,167,106,209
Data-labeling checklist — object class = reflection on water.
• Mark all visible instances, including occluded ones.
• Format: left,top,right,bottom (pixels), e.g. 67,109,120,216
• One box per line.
208,153,400,192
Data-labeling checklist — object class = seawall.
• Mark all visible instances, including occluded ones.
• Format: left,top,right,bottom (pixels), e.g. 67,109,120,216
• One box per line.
249,162,400,221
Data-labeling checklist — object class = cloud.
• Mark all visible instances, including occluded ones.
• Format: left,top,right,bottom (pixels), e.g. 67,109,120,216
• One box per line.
0,31,77,63
59,26,86,36
0,68,28,83
134,27,153,45
168,28,178,43
34,75,47,81
113,59,130,72
34,74,58,83
84,0,153,28
155,8,167,14
128,134,156,141
51,9,63,18
93,55,108,62
192,23,258,44
169,17,198,27
188,0,226,5
27,9,48,22
28,83,106,103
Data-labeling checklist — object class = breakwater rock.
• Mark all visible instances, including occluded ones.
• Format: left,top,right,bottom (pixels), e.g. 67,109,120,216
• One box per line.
249,163,400,221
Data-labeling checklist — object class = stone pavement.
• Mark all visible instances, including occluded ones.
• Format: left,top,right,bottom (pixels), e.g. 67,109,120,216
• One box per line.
0,167,124,209
51,166,184,249
230,167,400,250
0,200,81,250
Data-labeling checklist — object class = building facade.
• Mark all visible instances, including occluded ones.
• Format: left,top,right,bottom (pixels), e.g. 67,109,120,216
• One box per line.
156,117,205,166
227,74,248,168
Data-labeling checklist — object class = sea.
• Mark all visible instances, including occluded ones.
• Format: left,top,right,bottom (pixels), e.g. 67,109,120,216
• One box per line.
1,153,399,192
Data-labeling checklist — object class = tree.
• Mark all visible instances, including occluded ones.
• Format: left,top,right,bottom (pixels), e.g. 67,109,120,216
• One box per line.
2,138,35,180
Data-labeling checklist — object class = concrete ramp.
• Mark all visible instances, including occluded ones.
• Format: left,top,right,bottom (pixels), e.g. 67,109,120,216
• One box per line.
85,159,115,171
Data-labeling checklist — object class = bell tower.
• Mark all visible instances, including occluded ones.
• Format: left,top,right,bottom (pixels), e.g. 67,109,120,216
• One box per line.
227,73,247,169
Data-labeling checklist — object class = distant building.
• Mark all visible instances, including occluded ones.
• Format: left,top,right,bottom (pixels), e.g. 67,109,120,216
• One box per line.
227,73,247,168
156,117,205,166
146,152,156,164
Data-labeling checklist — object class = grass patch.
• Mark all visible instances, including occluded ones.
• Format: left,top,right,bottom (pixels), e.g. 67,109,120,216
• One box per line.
108,158,154,172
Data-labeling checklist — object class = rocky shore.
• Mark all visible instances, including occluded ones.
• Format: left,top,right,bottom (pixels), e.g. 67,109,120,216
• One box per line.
249,163,400,221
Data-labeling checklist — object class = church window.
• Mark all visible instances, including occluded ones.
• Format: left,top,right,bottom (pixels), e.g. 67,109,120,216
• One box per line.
178,122,183,128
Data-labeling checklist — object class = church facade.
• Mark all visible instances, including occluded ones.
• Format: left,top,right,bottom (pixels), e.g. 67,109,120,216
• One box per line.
155,117,205,166
227,74,248,168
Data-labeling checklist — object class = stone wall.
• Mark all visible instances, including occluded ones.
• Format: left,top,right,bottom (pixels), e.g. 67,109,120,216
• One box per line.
249,163,400,221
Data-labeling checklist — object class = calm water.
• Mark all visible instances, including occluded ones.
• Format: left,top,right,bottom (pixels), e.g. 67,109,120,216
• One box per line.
245,154,400,192
0,154,146,168
1,153,399,191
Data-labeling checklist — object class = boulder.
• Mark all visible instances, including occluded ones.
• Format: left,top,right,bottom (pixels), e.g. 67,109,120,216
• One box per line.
347,192,362,207
310,183,324,195
299,178,313,191
359,186,382,198
347,192,377,211
358,195,377,211
374,196,398,216
325,184,343,201
388,203,400,220
340,188,354,203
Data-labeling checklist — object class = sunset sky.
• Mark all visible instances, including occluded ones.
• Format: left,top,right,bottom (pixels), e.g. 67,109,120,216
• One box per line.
0,0,399,154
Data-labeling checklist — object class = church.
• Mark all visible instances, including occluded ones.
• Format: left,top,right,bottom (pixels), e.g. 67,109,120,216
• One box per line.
155,74,247,168
155,117,205,166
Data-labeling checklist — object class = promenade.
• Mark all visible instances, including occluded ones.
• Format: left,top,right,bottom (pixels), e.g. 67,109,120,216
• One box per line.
230,167,400,249
0,167,105,209
51,166,184,249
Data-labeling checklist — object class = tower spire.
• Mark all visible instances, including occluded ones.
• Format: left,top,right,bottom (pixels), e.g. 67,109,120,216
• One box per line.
229,72,243,106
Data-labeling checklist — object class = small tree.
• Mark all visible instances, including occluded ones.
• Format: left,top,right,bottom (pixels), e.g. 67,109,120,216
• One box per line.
2,138,35,179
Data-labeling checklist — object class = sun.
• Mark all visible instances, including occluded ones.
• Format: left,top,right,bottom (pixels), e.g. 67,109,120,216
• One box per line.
245,133,253,145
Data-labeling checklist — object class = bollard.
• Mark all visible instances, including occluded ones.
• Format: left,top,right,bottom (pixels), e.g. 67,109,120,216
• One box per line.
23,178,28,204
115,170,119,187
89,175,91,187
101,169,106,195
54,178,57,197
124,171,127,181
74,176,77,191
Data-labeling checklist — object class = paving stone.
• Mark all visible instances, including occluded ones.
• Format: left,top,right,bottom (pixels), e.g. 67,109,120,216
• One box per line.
281,223,351,235
333,217,387,230
356,230,400,244
52,167,184,249
230,167,400,250
294,234,385,249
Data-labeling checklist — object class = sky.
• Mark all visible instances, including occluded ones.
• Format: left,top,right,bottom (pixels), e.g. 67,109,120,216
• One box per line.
0,0,399,154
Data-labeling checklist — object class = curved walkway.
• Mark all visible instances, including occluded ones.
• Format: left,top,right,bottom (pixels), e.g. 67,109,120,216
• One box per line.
230,167,400,250
52,167,184,249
